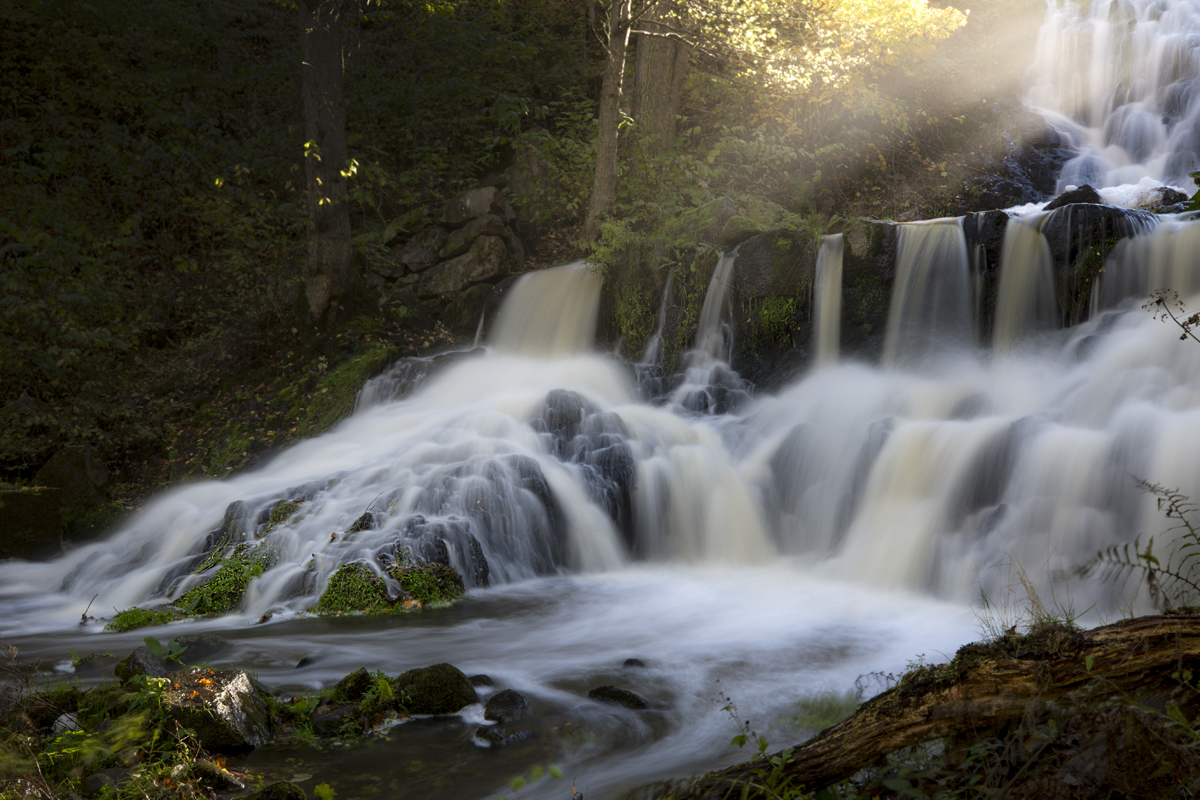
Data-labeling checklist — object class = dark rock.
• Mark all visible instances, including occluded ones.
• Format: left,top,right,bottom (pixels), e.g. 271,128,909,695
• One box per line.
114,646,168,683
34,445,108,503
1044,184,1102,211
82,768,132,796
333,667,373,702
623,658,646,668
347,512,374,533
443,282,494,334
311,704,358,737
418,235,514,299
245,782,308,800
468,674,493,687
401,226,449,273
441,187,515,227
395,663,478,715
440,214,506,259
162,669,271,752
499,226,526,269
171,633,226,666
295,656,315,669
0,485,64,560
484,689,528,723
194,758,244,791
72,653,120,674
475,725,507,746
587,685,649,709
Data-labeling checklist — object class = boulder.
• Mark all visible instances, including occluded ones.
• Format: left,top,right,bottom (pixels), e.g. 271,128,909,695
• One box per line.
484,689,528,723
0,485,64,560
1044,184,1102,211
162,669,272,753
114,646,168,683
587,685,649,709
245,782,308,800
81,768,133,797
440,214,506,259
417,235,513,299
33,445,108,503
441,186,515,227
333,667,373,702
664,196,737,247
395,663,477,715
720,215,765,249
443,282,494,333
400,226,449,273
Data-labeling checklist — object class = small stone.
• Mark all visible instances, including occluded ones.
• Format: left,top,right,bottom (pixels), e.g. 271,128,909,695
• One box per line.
245,781,308,800
468,674,493,687
623,658,646,668
587,685,649,710
82,768,131,796
52,712,81,734
475,725,507,746
295,656,315,669
484,689,528,723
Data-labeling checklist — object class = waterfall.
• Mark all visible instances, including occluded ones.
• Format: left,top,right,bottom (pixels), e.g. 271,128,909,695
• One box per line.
994,211,1056,350
693,248,739,363
813,234,844,366
488,261,602,355
1027,0,1200,193
882,218,974,365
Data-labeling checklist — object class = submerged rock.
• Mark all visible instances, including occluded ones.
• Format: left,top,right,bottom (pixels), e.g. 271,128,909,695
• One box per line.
469,674,493,687
245,781,308,800
587,685,649,710
484,689,528,723
162,669,271,753
475,725,507,746
395,663,478,715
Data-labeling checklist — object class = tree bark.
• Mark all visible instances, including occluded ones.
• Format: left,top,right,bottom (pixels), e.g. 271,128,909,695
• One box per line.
583,0,634,242
632,4,689,157
299,0,354,325
663,615,1200,799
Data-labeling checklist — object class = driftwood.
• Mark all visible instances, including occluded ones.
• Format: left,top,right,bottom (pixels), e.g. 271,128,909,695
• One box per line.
664,615,1200,799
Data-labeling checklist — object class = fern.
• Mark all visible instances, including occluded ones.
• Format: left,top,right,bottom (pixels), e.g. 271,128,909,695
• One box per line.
1078,479,1200,610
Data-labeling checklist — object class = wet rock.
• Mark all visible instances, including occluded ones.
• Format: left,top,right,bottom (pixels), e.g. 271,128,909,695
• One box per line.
484,689,529,723
295,656,315,669
623,658,646,668
395,663,478,715
245,782,308,800
311,703,358,737
162,669,271,752
114,646,168,684
475,725,507,746
0,485,64,560
418,235,514,299
347,511,375,533
194,758,244,791
333,667,373,702
443,282,494,332
587,685,649,710
1044,184,1102,211
440,186,515,227
401,226,449,273
52,712,81,733
172,633,226,666
469,674,493,687
72,653,120,674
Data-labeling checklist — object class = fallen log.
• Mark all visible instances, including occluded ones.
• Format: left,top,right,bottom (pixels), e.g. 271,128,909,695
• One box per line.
661,615,1200,799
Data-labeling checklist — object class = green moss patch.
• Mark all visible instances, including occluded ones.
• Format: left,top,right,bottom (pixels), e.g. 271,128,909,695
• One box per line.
313,562,391,615
176,544,277,616
104,607,181,633
264,499,301,534
393,562,465,605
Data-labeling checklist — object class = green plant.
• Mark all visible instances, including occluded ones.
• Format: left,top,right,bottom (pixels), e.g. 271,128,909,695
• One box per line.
143,635,184,665
176,544,276,616
498,763,564,799
104,607,178,633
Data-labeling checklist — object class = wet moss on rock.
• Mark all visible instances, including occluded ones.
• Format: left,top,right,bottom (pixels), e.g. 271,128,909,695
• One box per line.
313,562,391,615
392,561,465,605
264,499,301,534
104,607,180,633
394,663,477,715
176,544,277,616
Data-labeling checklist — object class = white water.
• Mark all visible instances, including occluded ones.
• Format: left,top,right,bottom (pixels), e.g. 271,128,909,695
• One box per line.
994,211,1056,350
813,234,844,365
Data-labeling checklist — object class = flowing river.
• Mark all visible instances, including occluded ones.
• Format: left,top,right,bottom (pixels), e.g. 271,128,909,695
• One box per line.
3,1,1200,797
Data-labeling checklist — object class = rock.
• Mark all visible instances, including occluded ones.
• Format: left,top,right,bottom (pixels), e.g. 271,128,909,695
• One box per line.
385,207,429,246
295,656,315,669
311,703,358,737
245,782,308,800
720,215,764,249
664,196,737,246
440,213,506,259
0,485,64,560
441,186,515,227
623,658,646,668
499,225,526,269
34,445,108,503
401,226,449,273
114,646,168,684
417,235,514,299
162,669,271,752
52,712,81,734
194,758,244,791
395,663,478,715
1044,184,1102,211
443,282,494,333
333,667,373,702
587,685,649,709
475,725,507,746
171,633,226,666
81,768,132,797
468,674,493,687
484,689,529,723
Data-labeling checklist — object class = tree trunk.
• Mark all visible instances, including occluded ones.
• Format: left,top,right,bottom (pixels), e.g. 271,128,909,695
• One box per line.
632,5,688,157
583,0,633,242
662,615,1200,799
299,0,353,326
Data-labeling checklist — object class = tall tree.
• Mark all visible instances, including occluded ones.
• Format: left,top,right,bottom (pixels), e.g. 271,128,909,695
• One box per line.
631,2,689,157
583,0,638,241
299,0,354,325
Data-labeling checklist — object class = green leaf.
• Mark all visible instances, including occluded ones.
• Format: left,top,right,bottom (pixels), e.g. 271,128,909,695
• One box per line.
314,783,336,800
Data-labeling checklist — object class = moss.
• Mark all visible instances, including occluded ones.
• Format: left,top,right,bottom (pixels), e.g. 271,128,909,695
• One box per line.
751,296,798,351
347,511,373,533
313,562,392,615
264,499,301,534
176,544,276,616
394,663,477,715
104,607,180,633
392,562,465,605
298,345,398,436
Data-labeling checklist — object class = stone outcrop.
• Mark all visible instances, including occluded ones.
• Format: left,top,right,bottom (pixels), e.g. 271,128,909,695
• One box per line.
162,669,271,753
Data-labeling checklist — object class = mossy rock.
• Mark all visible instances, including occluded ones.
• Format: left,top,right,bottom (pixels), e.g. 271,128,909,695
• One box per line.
313,562,391,615
176,544,276,616
395,663,478,715
264,499,301,533
333,667,373,702
720,215,765,249
391,561,465,605
105,607,180,632
663,196,736,247
245,782,307,800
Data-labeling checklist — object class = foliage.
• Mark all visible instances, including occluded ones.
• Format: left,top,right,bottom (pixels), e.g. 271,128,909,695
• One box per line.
103,607,179,633
176,544,277,616
313,562,392,615
392,561,466,605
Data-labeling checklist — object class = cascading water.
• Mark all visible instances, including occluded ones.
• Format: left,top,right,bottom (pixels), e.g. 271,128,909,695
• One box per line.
994,211,1056,349
813,234,844,365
